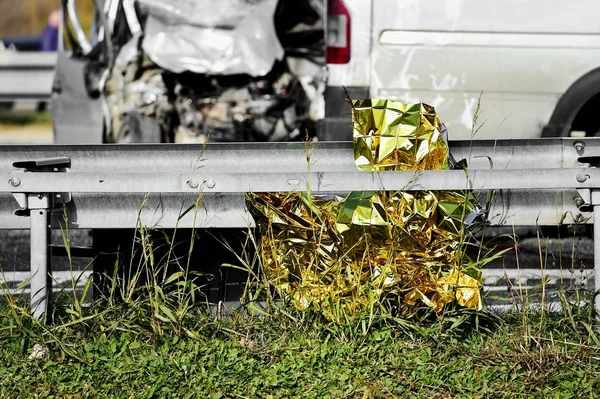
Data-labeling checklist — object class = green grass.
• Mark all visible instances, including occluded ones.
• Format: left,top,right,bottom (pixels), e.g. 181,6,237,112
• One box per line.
1,305,599,398
0,108,52,126
1,109,599,398
1,224,599,398
1,195,599,398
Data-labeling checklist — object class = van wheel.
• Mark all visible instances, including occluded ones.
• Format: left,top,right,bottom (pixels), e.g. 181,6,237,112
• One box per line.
570,92,600,137
117,112,162,143
543,69,600,137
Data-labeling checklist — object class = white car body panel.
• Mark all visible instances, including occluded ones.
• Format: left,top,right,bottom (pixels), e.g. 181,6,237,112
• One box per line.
332,0,600,139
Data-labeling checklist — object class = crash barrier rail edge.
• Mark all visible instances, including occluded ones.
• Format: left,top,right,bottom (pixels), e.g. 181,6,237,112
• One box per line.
0,138,599,319
0,52,56,101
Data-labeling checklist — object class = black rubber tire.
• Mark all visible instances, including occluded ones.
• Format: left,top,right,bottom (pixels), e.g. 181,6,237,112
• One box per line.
542,68,600,137
116,112,162,143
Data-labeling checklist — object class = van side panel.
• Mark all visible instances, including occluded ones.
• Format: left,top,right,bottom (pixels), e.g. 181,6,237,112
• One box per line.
370,0,600,139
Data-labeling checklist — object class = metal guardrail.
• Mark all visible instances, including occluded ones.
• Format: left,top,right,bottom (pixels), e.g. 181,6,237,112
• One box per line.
0,138,598,318
0,52,56,101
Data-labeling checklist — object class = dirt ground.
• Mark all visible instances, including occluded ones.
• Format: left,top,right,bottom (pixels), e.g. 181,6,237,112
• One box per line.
0,123,53,144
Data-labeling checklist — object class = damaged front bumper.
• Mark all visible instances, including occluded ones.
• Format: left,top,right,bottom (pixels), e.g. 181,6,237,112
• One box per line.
103,0,326,144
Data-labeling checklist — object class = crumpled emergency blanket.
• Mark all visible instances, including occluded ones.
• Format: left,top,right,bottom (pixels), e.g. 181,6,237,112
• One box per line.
249,100,482,322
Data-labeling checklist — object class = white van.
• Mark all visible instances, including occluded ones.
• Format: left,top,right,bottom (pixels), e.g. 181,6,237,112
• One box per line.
54,0,600,143
323,0,600,140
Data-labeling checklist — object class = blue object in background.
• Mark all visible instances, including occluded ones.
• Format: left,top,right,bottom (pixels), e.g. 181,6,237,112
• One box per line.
40,10,61,52
40,25,58,52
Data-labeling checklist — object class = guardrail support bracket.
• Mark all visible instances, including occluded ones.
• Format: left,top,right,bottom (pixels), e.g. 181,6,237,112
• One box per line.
10,157,71,321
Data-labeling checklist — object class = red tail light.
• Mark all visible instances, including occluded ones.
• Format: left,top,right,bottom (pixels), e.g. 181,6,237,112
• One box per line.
326,0,351,64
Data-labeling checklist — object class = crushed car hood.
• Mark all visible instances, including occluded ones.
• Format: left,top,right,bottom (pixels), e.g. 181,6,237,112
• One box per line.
138,0,285,76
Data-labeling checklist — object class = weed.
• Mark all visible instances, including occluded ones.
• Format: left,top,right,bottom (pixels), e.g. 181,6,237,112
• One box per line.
0,109,52,126
1,100,600,396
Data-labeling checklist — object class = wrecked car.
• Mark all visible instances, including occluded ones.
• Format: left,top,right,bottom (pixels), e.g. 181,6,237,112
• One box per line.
51,0,356,302
52,0,337,144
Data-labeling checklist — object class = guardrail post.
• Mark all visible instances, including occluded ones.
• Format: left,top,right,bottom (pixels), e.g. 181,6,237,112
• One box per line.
10,157,71,321
595,204,600,316
576,154,600,315
29,199,51,321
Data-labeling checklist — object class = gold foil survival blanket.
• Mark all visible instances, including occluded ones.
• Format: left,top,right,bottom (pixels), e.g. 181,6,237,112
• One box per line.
352,99,449,171
249,101,483,321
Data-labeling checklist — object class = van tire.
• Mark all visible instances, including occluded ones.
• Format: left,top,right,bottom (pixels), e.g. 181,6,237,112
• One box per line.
117,112,162,143
542,68,600,137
